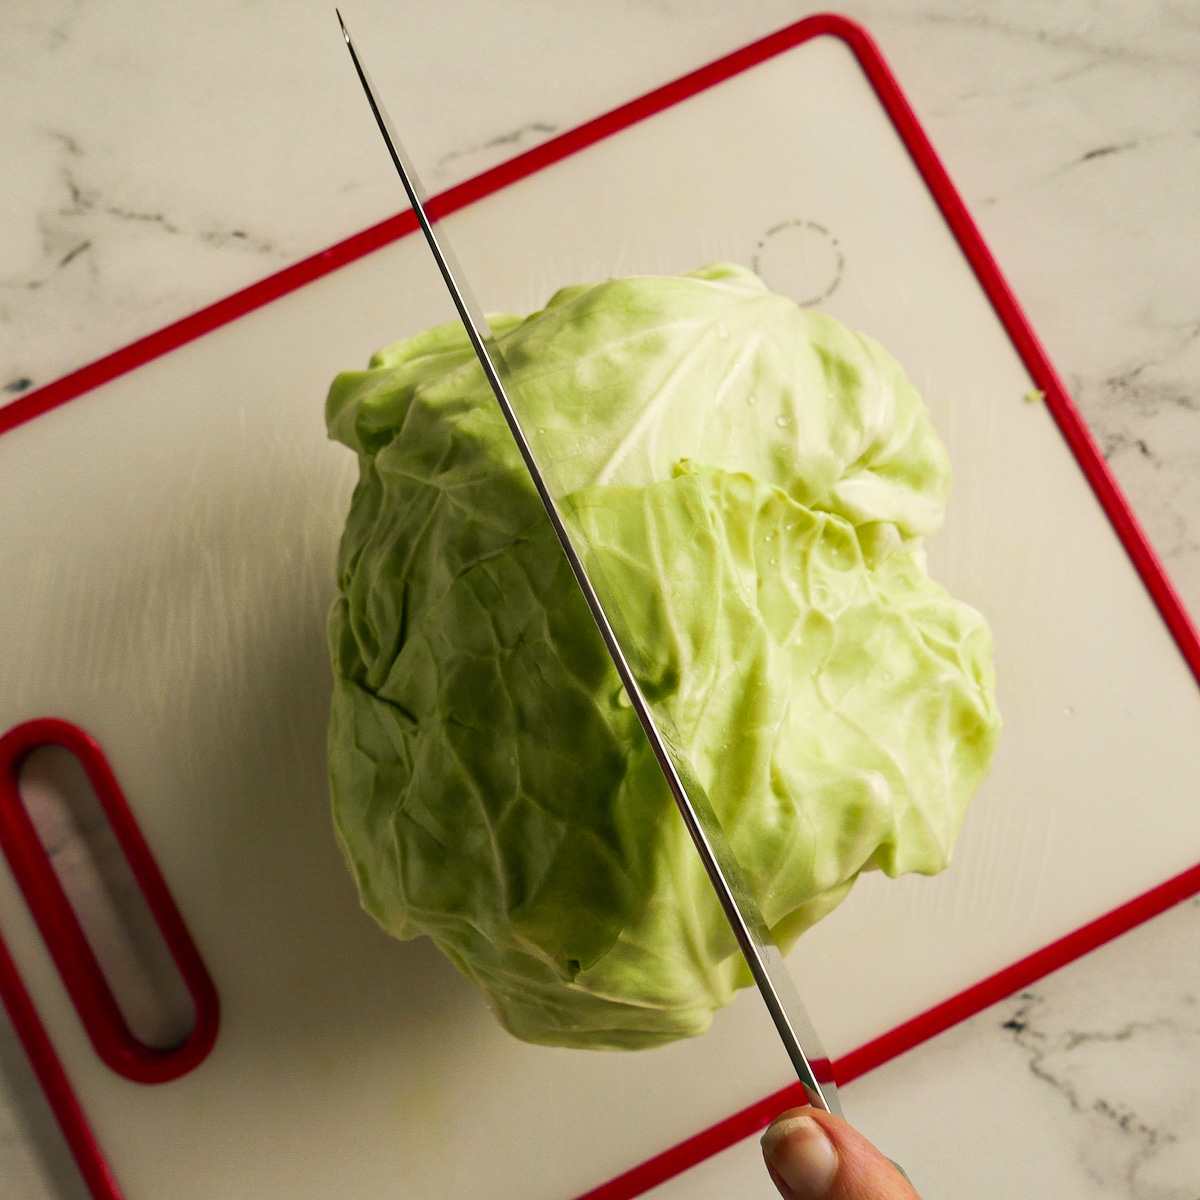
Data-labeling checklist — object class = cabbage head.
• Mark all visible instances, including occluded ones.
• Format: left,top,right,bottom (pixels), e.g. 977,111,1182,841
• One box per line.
325,264,999,1049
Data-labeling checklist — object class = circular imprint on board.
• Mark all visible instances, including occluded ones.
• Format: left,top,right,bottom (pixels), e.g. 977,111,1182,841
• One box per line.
752,220,844,307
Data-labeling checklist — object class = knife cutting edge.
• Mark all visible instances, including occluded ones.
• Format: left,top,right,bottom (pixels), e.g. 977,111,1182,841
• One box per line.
336,9,842,1117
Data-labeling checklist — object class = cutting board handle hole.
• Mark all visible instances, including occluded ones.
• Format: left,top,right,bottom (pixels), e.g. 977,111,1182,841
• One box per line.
17,744,196,1050
0,719,219,1083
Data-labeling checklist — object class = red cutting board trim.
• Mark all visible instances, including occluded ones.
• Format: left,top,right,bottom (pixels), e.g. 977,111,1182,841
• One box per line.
0,721,220,1086
2,14,1199,1200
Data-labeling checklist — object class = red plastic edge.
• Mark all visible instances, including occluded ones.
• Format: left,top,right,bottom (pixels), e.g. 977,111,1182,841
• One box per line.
0,719,220,1086
0,11,1198,1200
0,933,124,1200
2,13,855,440
574,857,1200,1200
827,21,1200,674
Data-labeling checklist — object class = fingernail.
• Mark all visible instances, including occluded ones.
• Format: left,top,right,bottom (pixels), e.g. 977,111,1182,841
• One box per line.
761,1114,839,1199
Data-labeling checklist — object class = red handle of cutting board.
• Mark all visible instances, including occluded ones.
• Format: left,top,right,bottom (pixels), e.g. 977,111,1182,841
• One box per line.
0,718,220,1085
0,717,222,1197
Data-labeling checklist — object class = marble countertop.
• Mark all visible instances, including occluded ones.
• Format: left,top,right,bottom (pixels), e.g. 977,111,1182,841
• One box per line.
2,1,1199,1197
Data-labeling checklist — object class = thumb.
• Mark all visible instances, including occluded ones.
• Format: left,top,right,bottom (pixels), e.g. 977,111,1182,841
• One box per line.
761,1106,920,1200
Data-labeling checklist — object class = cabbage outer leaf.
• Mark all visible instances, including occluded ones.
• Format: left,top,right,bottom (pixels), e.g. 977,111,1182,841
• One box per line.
326,265,999,1048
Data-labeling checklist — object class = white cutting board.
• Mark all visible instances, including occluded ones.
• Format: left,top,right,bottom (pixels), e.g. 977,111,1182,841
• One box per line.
3,22,1200,1200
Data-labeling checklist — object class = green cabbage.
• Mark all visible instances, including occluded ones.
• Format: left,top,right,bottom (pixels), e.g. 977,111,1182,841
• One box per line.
326,264,999,1049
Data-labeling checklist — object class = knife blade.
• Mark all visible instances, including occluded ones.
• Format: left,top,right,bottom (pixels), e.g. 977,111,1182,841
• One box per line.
336,9,841,1117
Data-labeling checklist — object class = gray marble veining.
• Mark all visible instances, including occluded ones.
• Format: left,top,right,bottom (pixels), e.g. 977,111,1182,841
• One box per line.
994,901,1200,1197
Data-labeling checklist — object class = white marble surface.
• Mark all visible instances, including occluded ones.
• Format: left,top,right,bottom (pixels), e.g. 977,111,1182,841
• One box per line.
2,1,1199,1197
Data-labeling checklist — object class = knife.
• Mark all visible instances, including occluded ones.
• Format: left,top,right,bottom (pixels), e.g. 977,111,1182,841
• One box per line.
336,10,842,1117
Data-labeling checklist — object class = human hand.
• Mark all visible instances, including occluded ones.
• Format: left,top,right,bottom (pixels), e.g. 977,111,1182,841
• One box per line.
761,1106,921,1200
